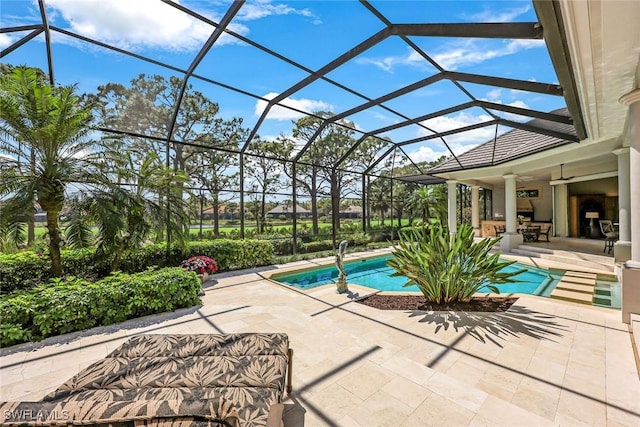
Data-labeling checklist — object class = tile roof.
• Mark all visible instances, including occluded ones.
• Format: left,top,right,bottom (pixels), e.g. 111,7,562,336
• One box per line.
428,108,576,174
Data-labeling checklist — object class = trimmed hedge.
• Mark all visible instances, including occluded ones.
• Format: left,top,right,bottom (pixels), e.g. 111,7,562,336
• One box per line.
0,252,50,294
0,239,273,294
299,240,334,253
0,268,201,347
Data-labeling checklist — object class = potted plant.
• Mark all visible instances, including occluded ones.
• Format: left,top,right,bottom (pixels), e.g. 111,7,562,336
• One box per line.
180,255,218,286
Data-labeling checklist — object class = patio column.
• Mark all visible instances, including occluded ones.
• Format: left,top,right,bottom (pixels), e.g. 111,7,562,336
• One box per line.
471,185,480,237
554,183,569,237
614,147,631,262
504,174,517,233
501,174,522,252
619,88,640,323
446,180,457,233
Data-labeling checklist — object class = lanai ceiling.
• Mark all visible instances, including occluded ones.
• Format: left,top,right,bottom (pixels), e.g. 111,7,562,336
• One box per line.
1,0,583,180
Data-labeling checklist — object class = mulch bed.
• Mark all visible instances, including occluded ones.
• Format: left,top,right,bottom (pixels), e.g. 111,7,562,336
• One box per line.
356,294,518,312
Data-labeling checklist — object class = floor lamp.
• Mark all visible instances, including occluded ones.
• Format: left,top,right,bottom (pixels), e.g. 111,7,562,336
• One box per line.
585,212,599,238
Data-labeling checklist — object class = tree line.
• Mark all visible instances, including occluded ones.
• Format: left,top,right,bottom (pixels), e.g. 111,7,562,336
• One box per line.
0,65,451,277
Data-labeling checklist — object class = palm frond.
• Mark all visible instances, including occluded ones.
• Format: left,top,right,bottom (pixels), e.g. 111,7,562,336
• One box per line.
64,196,95,250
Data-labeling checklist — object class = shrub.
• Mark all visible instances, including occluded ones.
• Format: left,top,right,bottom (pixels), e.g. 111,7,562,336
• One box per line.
387,223,524,303
264,237,295,256
0,239,273,293
0,252,50,294
0,268,200,347
300,240,334,253
185,239,273,271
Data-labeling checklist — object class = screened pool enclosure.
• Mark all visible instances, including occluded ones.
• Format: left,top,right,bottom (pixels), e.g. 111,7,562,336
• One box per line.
1,0,581,253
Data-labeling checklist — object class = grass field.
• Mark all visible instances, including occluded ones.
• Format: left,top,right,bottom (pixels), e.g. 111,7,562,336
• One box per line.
33,218,409,239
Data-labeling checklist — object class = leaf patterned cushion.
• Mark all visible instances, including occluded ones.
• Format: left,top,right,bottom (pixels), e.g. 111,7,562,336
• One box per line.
45,355,288,395
107,334,289,358
32,334,291,427
0,398,241,426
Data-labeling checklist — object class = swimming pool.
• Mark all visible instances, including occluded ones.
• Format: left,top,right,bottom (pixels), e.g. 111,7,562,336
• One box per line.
273,255,559,296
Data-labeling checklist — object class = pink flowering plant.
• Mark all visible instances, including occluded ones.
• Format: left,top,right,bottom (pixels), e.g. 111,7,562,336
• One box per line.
180,255,218,275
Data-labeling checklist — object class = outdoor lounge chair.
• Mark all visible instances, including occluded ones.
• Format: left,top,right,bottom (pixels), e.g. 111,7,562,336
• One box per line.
0,333,294,427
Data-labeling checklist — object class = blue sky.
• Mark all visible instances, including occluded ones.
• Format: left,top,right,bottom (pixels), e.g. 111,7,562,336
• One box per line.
1,0,567,165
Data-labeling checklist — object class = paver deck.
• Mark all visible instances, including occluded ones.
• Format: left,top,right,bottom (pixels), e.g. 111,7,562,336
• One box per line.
1,251,639,426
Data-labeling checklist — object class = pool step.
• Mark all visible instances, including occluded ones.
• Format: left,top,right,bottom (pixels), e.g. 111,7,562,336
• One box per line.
555,281,594,294
564,271,598,280
550,271,597,305
514,245,614,273
560,275,597,286
592,281,622,309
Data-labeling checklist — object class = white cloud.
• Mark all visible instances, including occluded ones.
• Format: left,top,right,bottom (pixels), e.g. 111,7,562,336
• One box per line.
462,5,531,23
45,0,247,51
359,38,544,73
409,141,480,163
417,111,495,146
432,39,545,71
44,0,319,51
409,110,521,162
238,2,321,24
0,34,15,49
356,48,428,73
255,92,332,120
480,90,531,121
486,88,503,101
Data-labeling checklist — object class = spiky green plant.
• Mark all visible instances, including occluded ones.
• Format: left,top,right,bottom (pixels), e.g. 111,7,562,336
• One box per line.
387,223,524,303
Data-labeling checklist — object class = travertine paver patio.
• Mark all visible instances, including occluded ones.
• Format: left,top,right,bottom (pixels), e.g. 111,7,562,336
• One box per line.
1,251,639,426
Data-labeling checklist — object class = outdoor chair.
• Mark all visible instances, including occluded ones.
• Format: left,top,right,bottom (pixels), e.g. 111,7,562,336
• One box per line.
494,225,506,237
599,220,618,254
539,225,552,242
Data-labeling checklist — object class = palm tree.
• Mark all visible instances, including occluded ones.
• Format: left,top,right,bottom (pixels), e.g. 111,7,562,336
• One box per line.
369,179,391,226
65,151,190,272
407,187,433,224
407,185,447,225
0,67,117,276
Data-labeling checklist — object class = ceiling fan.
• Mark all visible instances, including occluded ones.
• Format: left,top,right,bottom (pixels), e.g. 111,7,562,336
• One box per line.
556,163,575,181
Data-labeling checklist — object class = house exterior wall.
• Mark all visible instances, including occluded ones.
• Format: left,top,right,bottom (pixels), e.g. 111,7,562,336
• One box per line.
521,180,553,222
492,188,505,220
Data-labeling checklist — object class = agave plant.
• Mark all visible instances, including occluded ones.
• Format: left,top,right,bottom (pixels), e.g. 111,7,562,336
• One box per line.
387,223,524,303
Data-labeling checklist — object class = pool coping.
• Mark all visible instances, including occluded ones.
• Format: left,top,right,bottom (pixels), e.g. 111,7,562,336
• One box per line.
263,250,554,299
261,248,621,310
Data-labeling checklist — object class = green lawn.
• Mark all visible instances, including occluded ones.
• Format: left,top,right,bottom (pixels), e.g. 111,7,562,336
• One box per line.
36,218,411,238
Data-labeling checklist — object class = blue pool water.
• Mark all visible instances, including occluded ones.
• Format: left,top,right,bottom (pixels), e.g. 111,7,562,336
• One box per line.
273,255,558,296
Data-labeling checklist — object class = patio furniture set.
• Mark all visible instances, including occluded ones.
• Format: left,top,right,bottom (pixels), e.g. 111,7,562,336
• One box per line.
493,224,552,242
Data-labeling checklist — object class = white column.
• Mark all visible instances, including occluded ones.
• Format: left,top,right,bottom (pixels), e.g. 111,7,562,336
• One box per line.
620,89,640,262
619,88,640,323
446,180,457,233
471,185,480,237
503,174,518,233
614,148,631,242
554,183,568,237
500,174,522,252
